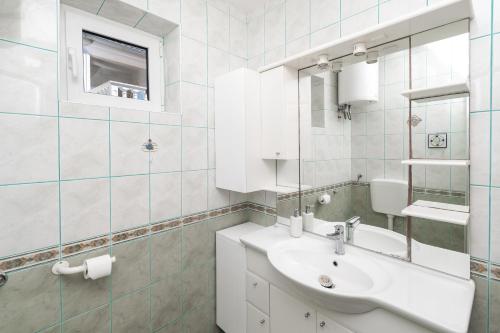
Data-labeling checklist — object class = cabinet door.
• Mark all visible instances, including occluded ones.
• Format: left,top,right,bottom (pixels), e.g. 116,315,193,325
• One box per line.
317,312,354,333
261,66,287,159
269,285,316,333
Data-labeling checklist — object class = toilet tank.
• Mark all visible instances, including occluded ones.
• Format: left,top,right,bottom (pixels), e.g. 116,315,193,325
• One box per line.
370,179,408,217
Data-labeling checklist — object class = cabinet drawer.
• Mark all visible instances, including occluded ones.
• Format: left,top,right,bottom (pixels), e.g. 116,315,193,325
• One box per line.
317,312,353,333
247,302,270,333
246,271,269,314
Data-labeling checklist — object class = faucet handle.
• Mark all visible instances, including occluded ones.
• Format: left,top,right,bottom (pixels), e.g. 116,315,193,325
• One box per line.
326,225,344,239
346,216,361,228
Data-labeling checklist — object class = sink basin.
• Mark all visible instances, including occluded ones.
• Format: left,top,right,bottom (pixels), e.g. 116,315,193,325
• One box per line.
311,220,407,257
267,236,392,312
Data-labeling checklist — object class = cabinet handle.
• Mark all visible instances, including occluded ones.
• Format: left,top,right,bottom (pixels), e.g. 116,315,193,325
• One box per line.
319,321,326,328
304,312,311,318
259,319,266,325
253,282,258,287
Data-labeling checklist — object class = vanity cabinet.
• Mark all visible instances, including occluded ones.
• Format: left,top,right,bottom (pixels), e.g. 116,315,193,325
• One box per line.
260,65,299,160
270,285,316,333
214,68,275,193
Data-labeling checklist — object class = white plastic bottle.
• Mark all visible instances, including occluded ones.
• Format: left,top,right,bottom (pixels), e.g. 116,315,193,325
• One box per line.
290,208,303,237
302,205,314,232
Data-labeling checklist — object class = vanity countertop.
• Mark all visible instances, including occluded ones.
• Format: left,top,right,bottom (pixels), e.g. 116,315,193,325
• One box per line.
240,224,475,333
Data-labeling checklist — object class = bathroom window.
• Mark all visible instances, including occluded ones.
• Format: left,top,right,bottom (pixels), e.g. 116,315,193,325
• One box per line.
61,6,163,112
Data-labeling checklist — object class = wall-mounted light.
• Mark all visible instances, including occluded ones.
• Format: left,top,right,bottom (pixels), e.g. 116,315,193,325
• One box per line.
353,43,367,56
317,54,329,70
366,51,379,64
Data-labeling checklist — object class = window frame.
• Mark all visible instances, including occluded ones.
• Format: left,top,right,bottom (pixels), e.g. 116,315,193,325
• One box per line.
61,6,163,112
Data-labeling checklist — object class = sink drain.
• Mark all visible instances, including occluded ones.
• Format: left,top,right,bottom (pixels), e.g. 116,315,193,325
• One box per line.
318,275,335,289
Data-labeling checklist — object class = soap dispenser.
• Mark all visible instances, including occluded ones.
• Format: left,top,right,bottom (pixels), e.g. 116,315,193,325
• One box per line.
303,205,314,232
290,208,303,237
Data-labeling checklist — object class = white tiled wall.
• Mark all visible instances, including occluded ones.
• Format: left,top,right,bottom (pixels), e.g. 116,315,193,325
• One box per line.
0,0,248,259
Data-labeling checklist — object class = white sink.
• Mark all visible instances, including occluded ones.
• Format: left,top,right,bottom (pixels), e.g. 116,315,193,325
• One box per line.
267,236,392,312
311,219,407,257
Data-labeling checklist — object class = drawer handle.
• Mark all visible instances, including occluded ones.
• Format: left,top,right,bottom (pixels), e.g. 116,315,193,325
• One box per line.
259,319,266,325
304,312,311,318
253,282,258,287
319,321,326,328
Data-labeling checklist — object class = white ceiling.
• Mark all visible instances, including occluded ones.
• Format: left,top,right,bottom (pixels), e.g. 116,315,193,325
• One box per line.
228,0,266,14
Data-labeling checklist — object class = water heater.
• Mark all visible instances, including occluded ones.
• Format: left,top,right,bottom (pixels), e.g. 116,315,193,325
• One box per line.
338,61,378,106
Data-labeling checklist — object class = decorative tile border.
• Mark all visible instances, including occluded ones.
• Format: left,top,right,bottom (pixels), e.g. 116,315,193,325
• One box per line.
413,186,466,198
277,181,353,201
0,201,274,272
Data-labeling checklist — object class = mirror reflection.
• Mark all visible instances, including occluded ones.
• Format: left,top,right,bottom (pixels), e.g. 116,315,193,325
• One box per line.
276,20,470,274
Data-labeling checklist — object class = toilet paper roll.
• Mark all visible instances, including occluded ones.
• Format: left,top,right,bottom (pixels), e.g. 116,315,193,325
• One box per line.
318,193,331,205
84,255,114,280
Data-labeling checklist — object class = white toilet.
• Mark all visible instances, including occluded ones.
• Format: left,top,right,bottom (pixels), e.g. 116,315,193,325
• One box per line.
370,178,408,230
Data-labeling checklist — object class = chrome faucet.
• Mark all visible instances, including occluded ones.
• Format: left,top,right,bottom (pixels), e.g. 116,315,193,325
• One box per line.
345,216,361,244
326,225,345,255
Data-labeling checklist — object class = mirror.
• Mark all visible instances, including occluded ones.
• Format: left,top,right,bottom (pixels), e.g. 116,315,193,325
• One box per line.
275,20,470,275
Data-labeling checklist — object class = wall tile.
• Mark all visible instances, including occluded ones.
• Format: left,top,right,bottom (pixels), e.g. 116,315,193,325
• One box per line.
151,228,182,281
311,0,340,32
60,101,109,120
182,220,211,270
379,0,427,23
165,82,181,113
0,262,60,332
112,237,150,299
151,172,182,222
340,7,378,37
111,175,149,232
341,0,377,18
208,5,230,51
181,82,208,127
470,37,491,111
230,16,247,58
181,37,207,85
182,127,208,171
182,170,208,215
470,112,490,185
286,35,310,56
470,185,490,260
208,46,230,87
62,305,110,333
98,0,144,27
61,249,110,320
470,0,492,38
60,117,109,180
110,121,149,176
150,124,182,173
310,23,340,47
0,42,57,116
0,0,57,50
0,182,59,257
0,113,58,184
61,0,104,14
61,178,110,244
151,273,183,330
165,27,181,84
285,0,310,42
208,169,230,209
247,15,265,58
490,187,500,263
112,288,150,333
149,0,181,23
493,35,500,110
181,0,207,42
265,4,285,50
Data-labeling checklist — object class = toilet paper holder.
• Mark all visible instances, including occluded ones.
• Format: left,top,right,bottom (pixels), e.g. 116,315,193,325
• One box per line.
52,255,116,279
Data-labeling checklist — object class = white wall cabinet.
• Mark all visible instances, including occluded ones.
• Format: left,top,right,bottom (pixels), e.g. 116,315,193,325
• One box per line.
261,65,299,160
215,68,275,193
269,285,316,333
